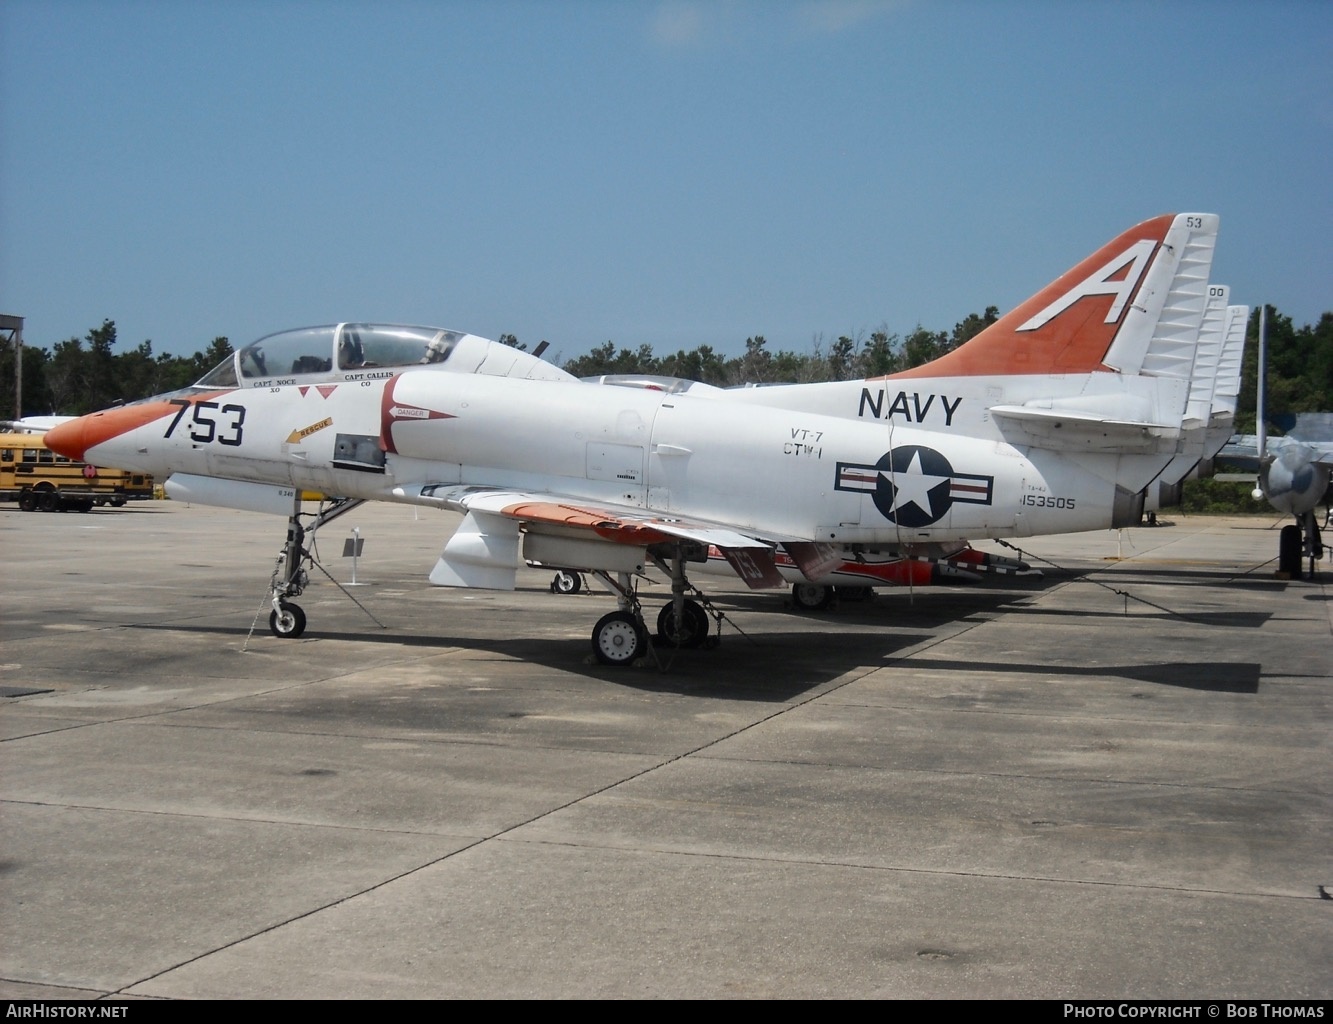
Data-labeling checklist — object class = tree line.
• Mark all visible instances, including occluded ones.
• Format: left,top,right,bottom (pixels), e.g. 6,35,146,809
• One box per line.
3,307,1330,426
2,321,233,420
1234,308,1333,432
558,308,1002,386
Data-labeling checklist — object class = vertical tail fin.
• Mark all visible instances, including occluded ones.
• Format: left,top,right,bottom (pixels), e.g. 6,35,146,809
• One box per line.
894,213,1220,379
1112,216,1219,379
1186,284,1232,430
1164,285,1247,474
1203,301,1249,460
1214,304,1249,422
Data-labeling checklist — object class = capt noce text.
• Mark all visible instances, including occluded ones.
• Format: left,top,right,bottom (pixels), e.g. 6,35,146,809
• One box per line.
857,388,962,426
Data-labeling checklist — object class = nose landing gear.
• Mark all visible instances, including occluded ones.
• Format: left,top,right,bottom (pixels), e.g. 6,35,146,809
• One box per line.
247,494,384,644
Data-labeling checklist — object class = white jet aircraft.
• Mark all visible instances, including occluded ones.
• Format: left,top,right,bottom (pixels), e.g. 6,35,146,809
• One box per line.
46,212,1227,664
1217,308,1331,576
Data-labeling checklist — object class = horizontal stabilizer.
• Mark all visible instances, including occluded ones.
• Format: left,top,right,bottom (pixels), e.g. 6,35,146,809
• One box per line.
989,405,1176,451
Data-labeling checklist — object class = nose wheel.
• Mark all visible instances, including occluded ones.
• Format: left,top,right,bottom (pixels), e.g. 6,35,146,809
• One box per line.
269,602,307,638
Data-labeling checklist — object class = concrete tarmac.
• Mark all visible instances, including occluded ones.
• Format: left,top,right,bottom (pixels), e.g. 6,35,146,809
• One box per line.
1,501,1329,999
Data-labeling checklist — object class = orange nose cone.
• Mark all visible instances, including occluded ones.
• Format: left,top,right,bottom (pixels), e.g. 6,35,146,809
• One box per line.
45,417,89,461
45,400,177,462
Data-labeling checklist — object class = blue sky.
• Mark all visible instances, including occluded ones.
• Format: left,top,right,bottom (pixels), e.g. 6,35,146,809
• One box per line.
2,0,1329,364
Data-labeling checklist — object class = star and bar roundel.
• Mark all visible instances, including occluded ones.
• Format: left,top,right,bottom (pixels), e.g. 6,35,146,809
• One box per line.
835,446,994,528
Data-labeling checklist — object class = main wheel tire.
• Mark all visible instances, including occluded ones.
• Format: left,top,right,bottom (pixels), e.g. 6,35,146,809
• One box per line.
655,599,709,648
591,611,646,665
551,570,582,595
269,603,307,638
38,490,59,512
1278,524,1303,577
791,583,832,611
18,491,36,512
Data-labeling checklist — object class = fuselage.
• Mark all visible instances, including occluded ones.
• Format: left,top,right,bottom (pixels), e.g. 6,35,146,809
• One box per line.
56,355,1132,547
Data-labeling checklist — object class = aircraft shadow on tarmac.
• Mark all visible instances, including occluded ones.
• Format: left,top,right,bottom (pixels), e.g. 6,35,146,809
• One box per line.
125,619,943,700
975,606,1273,628
1087,566,1292,585
118,559,1267,697
711,579,1274,631
901,657,1262,693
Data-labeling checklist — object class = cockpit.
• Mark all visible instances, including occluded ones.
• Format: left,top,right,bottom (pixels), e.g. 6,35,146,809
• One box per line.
195,323,469,388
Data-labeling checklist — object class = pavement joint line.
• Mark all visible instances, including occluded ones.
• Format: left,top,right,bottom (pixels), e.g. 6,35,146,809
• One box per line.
641,754,1325,797
486,836,1328,902
0,978,135,1001
0,797,490,838
0,676,380,737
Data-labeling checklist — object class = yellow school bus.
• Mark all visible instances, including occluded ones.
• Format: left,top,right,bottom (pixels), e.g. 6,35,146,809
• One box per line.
0,432,154,512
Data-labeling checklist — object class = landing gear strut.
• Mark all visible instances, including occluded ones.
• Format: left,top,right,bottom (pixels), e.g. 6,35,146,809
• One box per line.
587,571,649,666
650,544,721,651
259,494,381,639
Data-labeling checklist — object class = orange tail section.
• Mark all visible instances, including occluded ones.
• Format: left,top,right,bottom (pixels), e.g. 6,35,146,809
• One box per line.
892,213,1178,379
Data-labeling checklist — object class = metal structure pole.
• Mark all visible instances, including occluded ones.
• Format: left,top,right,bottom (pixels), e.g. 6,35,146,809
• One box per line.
0,315,23,419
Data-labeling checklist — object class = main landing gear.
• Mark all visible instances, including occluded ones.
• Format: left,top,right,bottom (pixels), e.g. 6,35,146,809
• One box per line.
591,609,648,665
1278,510,1325,579
791,582,834,611
585,543,725,667
788,583,874,612
260,495,382,639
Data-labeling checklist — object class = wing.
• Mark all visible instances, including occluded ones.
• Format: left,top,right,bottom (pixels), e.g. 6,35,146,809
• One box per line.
394,483,788,591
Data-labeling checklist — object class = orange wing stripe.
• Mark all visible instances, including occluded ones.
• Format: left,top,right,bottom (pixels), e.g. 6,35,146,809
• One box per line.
501,501,675,545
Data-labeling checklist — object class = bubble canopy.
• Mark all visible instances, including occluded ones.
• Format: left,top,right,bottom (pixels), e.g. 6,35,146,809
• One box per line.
196,324,469,387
